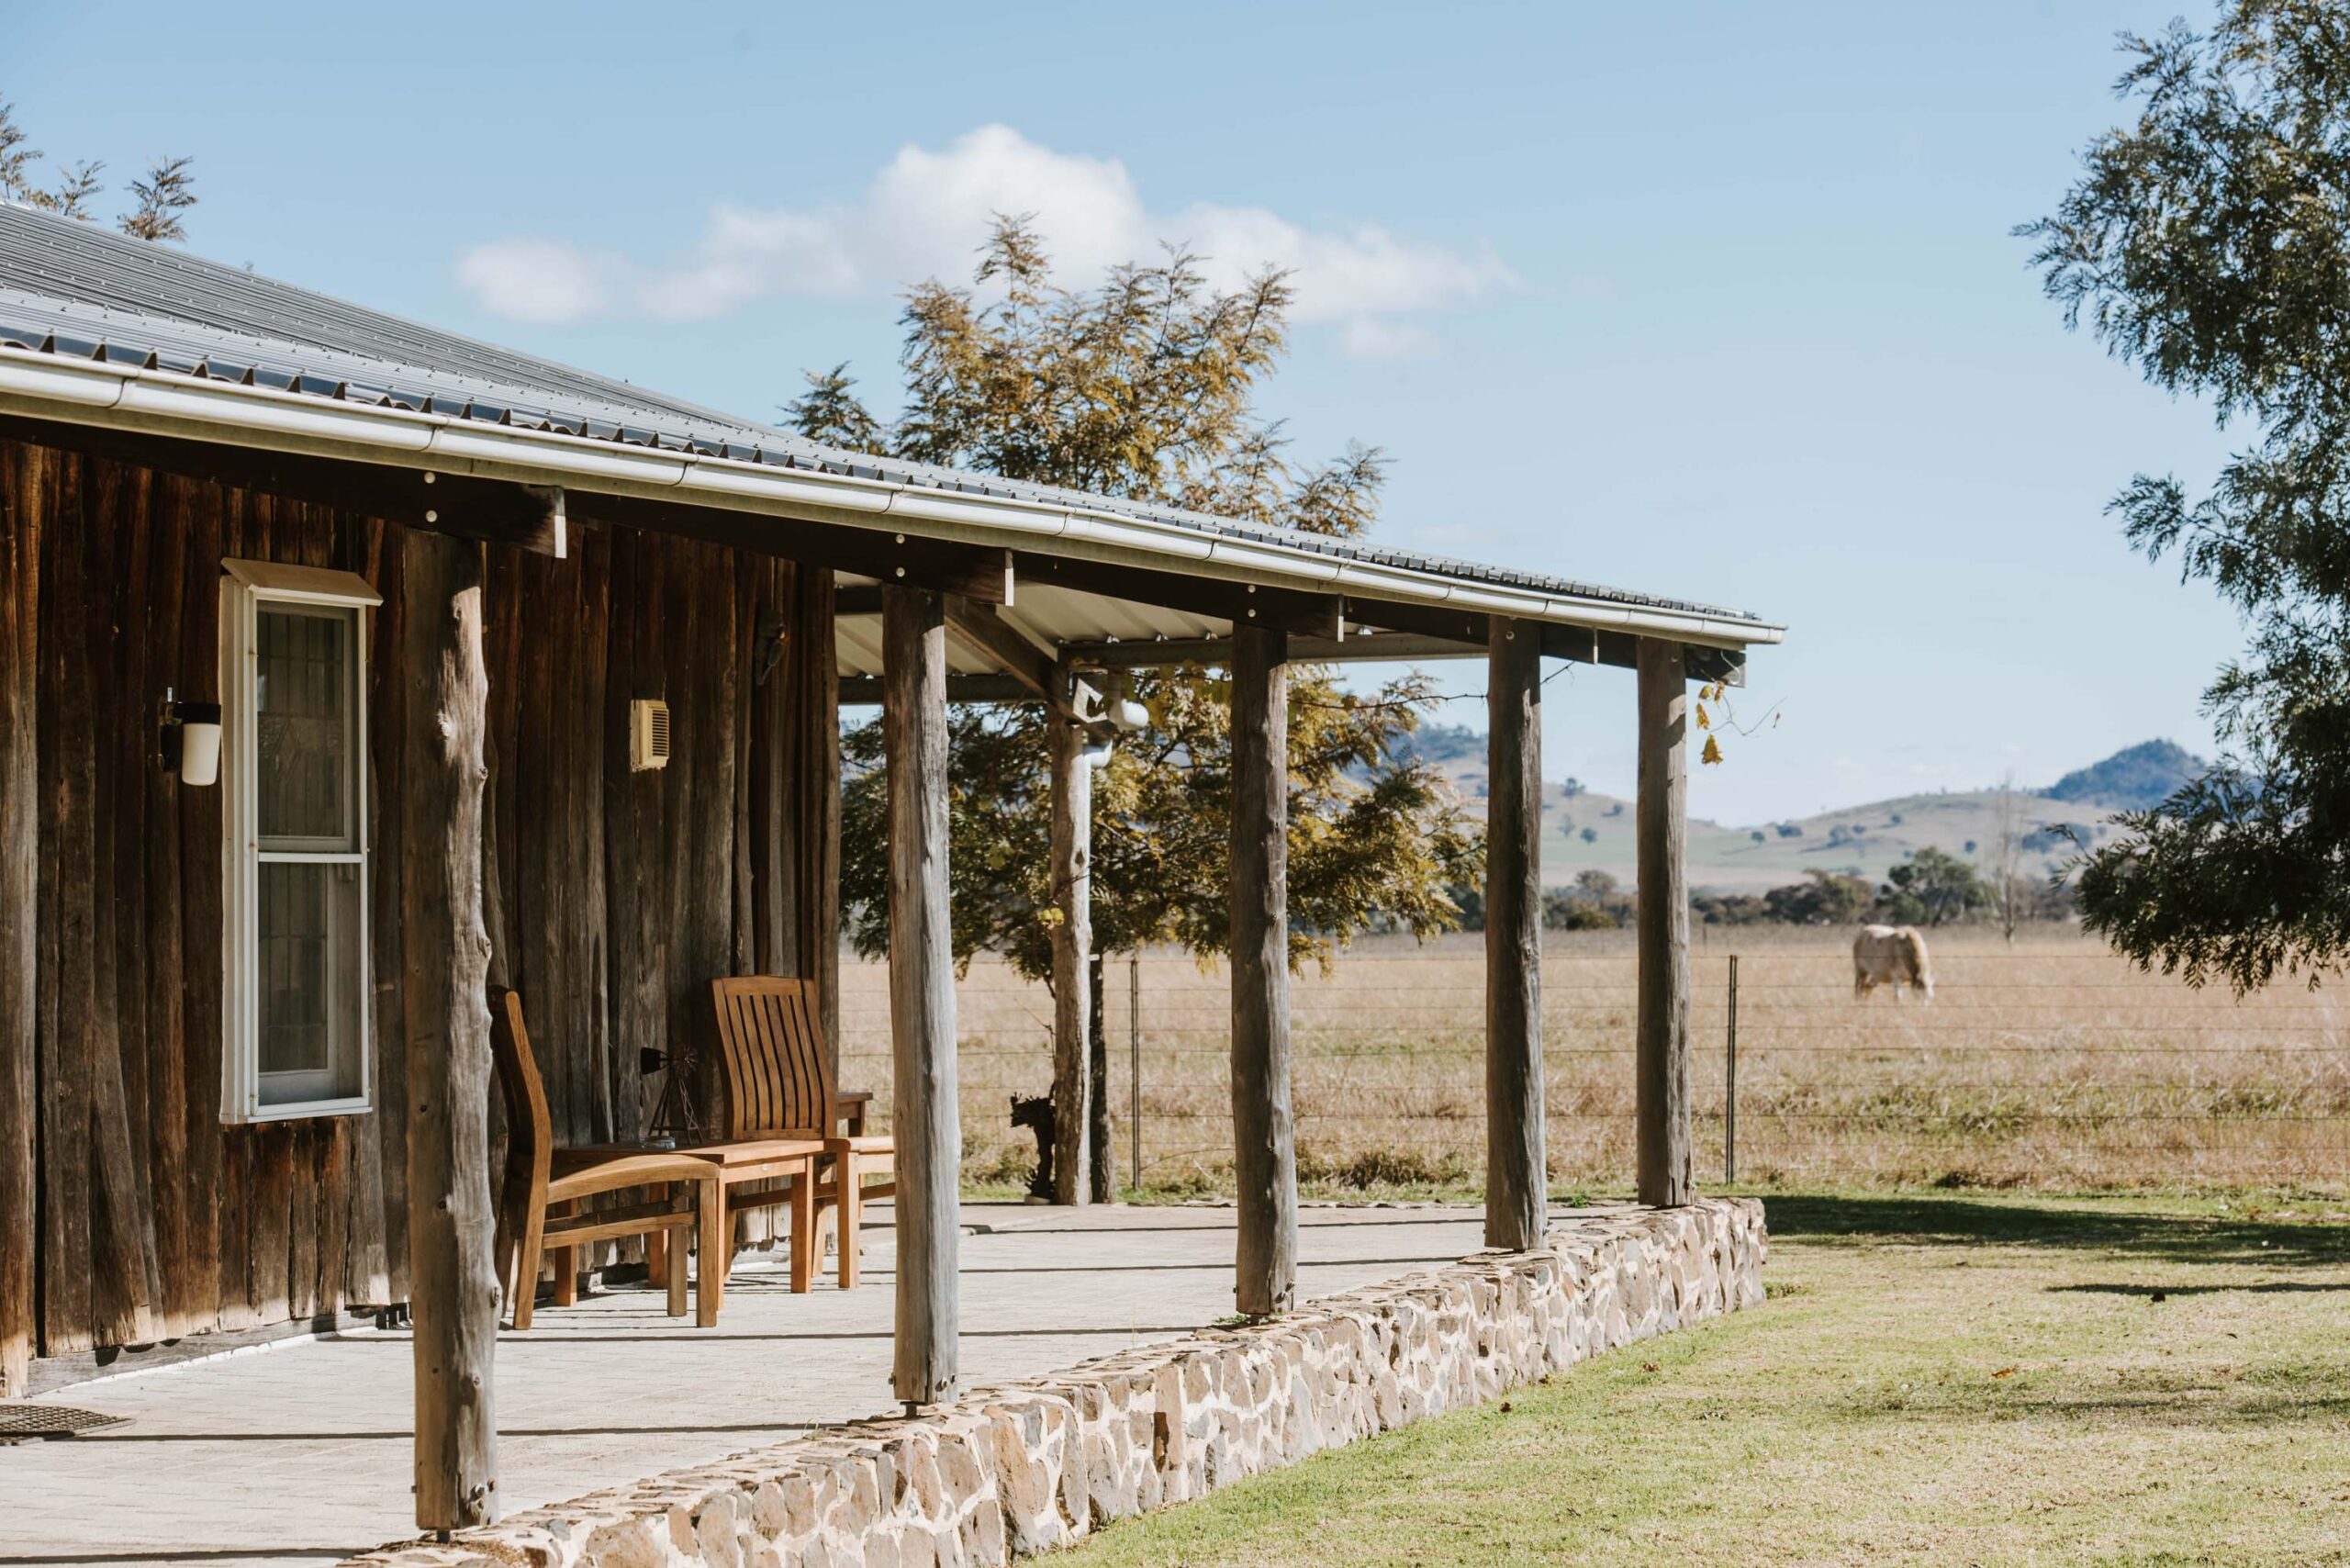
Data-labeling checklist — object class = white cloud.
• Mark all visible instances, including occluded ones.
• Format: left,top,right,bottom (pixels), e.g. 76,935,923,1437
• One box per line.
1340,318,1443,359
455,126,1512,354
453,239,623,325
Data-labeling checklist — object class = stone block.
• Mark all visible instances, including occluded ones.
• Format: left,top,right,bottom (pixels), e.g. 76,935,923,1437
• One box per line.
339,1201,1763,1568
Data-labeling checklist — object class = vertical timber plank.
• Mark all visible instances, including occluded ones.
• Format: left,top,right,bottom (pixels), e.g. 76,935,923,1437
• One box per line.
143,474,192,1337
750,560,791,978
1635,639,1694,1207
401,530,498,1530
183,478,231,1329
1484,617,1546,1251
605,527,669,1140
361,519,408,1306
1048,712,1092,1206
801,568,841,1070
94,457,160,1343
1229,624,1295,1317
38,442,95,1351
0,440,39,1393
883,585,957,1406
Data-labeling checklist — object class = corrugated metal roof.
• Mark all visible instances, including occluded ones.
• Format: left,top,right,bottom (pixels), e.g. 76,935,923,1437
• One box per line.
0,201,1767,628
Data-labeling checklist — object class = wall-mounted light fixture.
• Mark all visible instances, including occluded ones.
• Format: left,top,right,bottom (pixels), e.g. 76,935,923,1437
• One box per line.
1070,667,1150,734
159,689,223,786
1102,670,1150,733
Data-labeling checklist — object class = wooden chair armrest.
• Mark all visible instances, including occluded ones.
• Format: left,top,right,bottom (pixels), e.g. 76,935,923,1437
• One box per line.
836,1089,873,1136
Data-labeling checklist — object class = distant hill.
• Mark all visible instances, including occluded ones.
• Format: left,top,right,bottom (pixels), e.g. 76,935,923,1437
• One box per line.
2044,739,2205,810
1393,722,1485,769
1413,737,2200,894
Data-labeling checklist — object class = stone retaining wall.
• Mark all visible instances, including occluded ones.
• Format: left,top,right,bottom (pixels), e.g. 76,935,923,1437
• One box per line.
345,1199,1764,1568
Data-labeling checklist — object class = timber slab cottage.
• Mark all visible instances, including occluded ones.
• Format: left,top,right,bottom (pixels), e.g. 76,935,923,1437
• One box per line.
0,202,1781,1533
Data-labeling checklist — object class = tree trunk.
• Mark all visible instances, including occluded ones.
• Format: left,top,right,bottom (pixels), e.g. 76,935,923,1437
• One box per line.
1483,617,1545,1251
1048,715,1091,1205
400,529,499,1529
1635,639,1693,1208
1228,625,1295,1316
883,586,958,1406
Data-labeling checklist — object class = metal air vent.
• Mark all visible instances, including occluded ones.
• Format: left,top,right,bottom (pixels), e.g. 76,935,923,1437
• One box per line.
630,699,671,771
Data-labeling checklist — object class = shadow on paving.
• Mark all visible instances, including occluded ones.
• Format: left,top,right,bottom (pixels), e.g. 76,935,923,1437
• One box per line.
2051,1280,2350,1295
1760,1193,2350,1269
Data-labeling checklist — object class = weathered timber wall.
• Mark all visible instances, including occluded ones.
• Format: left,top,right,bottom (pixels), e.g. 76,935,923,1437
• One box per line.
0,435,837,1360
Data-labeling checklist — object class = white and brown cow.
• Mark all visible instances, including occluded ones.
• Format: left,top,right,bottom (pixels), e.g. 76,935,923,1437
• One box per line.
1852,924,1934,1002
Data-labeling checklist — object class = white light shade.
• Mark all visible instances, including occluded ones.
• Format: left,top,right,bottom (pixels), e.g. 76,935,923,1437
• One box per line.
1111,698,1150,733
179,721,222,786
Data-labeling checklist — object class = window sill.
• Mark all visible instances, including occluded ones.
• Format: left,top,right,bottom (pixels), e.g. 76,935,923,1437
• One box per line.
220,1096,375,1127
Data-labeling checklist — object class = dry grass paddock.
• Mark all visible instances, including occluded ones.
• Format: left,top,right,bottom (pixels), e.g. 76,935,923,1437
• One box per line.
834,924,2350,1196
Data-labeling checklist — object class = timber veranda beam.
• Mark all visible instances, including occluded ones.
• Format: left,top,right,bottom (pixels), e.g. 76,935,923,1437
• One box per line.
1634,636,1695,1208
941,596,1064,711
1228,623,1298,1317
0,415,1024,593
398,528,500,1532
1054,630,1483,666
560,495,1013,603
1047,712,1093,1205
0,413,565,554
1008,551,1345,639
1483,616,1546,1252
839,674,1031,706
1055,614,1745,683
882,585,960,1408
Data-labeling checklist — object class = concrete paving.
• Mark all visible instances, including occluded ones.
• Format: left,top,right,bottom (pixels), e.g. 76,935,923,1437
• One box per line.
0,1203,1521,1568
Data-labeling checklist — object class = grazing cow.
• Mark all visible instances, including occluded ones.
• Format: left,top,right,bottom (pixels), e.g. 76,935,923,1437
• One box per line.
1853,924,1934,1002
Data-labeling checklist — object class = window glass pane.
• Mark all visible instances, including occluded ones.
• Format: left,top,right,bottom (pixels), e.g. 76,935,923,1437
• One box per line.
256,607,352,845
257,859,364,1105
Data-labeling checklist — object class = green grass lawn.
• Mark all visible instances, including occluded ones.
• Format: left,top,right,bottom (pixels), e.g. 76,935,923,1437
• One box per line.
1058,1190,2350,1566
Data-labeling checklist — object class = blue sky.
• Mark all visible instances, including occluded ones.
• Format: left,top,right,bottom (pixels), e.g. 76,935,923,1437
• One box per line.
10,1,2244,823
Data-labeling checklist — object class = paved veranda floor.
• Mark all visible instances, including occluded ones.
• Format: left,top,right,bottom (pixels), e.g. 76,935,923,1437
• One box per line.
2,1202,1518,1568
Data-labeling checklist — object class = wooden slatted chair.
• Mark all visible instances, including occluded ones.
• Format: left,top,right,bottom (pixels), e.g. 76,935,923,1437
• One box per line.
710,976,895,1289
488,985,727,1327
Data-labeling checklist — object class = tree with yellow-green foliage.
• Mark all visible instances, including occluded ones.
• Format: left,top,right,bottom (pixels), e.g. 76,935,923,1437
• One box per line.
799,218,1483,986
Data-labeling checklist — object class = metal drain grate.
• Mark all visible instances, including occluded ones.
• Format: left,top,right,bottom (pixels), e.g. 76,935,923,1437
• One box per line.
0,1404,129,1442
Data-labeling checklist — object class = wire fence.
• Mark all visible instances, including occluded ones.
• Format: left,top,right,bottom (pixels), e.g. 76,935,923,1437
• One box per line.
835,927,2350,1193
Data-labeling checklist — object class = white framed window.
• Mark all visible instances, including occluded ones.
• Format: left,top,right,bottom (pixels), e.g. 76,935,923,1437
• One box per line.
219,560,381,1124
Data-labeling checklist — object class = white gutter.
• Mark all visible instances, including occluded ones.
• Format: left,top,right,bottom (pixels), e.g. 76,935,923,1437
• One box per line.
0,347,1784,649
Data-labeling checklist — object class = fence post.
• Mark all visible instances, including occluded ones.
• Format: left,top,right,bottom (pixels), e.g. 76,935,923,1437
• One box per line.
1129,953,1143,1192
1725,954,1740,1184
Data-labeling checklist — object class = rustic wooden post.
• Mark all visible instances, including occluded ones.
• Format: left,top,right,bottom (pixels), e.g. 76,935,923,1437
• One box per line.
1229,624,1295,1316
1635,638,1694,1207
1087,956,1113,1203
1048,712,1092,1205
1484,617,1545,1251
400,529,499,1530
884,585,958,1406
0,446,37,1398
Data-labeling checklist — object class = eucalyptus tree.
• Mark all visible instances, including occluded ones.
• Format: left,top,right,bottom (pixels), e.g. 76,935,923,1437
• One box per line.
2023,2,2350,990
801,218,1482,983
0,95,194,239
